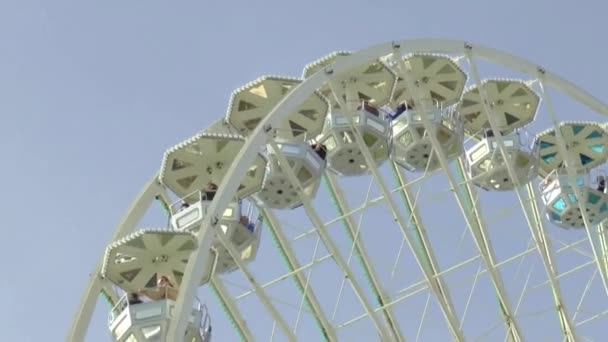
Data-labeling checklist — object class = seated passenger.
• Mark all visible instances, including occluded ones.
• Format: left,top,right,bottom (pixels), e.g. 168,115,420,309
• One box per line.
179,201,190,211
127,293,143,305
311,143,327,160
357,100,380,117
387,101,414,120
158,276,178,301
141,275,178,301
598,176,606,193
240,215,255,233
204,182,218,201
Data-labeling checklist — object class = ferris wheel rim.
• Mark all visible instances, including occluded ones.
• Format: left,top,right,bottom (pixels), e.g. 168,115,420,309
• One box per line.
69,38,608,342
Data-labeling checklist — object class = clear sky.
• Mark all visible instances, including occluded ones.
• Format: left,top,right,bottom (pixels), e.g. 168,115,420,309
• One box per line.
2,0,607,341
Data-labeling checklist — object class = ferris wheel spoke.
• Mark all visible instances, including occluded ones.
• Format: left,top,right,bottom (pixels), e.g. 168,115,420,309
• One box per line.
537,77,608,299
69,175,162,342
572,269,597,323
325,172,406,342
326,73,467,341
73,39,608,342
267,139,395,341
464,52,580,341
390,162,470,335
262,209,338,341
392,44,524,341
209,277,255,341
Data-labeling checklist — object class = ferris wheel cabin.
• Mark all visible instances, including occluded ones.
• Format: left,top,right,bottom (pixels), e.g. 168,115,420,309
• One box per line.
101,229,212,342
540,171,608,229
466,130,540,191
108,294,211,342
170,193,263,277
534,122,608,229
257,141,326,209
390,100,463,172
319,103,390,176
68,40,608,342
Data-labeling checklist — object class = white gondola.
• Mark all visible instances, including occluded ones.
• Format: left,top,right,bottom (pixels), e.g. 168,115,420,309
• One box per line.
319,102,390,176
102,229,199,293
170,192,263,277
160,132,267,203
256,141,326,209
225,76,329,141
108,293,211,342
390,99,463,172
540,169,608,229
466,130,539,191
535,121,608,177
458,79,540,138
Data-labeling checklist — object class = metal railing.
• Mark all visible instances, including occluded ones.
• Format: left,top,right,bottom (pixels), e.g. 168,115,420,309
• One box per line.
108,290,212,334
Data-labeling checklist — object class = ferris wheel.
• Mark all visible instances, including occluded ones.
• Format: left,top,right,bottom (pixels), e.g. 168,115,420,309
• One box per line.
68,39,608,342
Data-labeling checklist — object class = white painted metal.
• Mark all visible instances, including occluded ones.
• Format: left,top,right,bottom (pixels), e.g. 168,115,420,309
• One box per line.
226,76,329,140
320,107,390,176
324,173,405,342
160,132,267,201
262,209,338,341
258,142,325,209
537,75,608,297
466,53,578,340
72,39,608,342
101,229,199,293
390,101,463,172
69,176,162,342
209,277,255,341
535,121,608,177
389,54,467,108
267,139,393,340
326,72,466,341
540,171,608,228
394,45,525,339
303,51,397,109
465,132,539,191
458,79,540,136
108,295,211,342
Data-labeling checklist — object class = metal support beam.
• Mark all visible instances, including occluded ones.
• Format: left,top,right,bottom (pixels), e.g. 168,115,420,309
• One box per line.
391,43,524,340
325,74,465,341
68,175,163,342
268,140,393,341
464,51,579,341
210,277,255,341
263,209,338,341
536,73,608,297
325,173,406,341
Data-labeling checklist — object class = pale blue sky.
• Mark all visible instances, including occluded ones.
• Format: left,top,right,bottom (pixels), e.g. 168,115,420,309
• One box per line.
1,0,607,341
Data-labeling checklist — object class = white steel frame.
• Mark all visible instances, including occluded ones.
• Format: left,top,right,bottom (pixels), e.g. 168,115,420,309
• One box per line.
68,39,608,342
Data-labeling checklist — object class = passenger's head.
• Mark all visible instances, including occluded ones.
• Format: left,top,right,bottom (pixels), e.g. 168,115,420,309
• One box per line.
158,276,172,287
